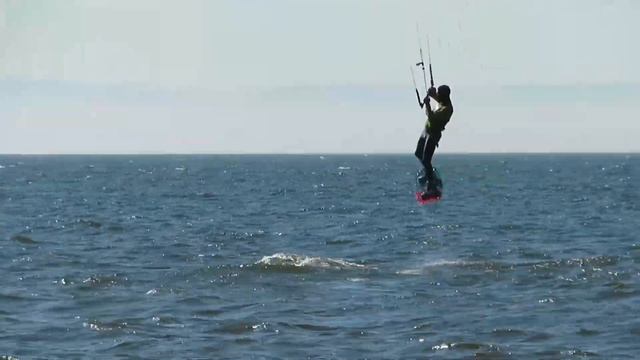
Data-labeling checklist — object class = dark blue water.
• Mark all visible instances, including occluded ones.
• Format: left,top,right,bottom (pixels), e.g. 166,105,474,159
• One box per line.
1,154,639,359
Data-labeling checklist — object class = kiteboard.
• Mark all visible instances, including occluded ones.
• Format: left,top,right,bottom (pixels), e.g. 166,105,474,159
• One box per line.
415,167,442,205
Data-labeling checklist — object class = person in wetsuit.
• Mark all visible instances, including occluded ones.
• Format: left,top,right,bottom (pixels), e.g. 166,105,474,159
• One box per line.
414,84,453,190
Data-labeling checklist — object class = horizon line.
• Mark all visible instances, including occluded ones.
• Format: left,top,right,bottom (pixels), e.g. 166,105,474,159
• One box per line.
1,151,638,156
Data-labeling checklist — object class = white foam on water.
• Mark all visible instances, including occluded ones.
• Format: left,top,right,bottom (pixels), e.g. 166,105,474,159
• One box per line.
397,259,472,275
256,252,367,270
422,259,470,267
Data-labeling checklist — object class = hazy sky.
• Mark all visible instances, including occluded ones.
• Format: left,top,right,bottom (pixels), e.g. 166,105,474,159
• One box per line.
1,0,639,153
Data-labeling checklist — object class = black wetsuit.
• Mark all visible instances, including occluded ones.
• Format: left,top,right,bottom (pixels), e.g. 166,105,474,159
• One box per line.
414,131,441,181
414,100,452,185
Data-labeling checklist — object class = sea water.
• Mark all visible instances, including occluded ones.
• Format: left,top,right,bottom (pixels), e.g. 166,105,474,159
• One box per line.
1,154,638,359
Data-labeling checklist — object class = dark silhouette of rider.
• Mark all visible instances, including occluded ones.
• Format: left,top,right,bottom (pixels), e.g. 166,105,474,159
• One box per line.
414,85,453,190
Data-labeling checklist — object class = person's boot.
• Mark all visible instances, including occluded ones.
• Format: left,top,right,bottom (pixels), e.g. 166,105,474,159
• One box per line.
417,168,428,186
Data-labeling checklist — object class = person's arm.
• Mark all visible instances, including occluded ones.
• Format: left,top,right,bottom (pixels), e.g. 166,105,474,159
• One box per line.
427,87,438,102
424,97,434,118
424,87,438,116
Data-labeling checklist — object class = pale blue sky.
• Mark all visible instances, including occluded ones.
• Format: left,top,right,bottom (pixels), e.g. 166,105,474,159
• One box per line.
1,0,639,153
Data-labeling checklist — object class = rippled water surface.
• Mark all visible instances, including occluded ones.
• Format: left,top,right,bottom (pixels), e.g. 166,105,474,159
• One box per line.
1,154,639,359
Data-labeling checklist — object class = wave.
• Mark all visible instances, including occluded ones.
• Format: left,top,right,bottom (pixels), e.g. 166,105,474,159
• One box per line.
255,253,368,272
528,255,619,270
77,274,129,289
430,341,508,356
398,255,621,276
397,259,492,275
77,219,102,229
11,234,37,245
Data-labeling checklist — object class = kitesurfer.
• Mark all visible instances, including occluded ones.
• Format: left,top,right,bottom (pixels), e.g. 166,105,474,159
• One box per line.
414,84,453,190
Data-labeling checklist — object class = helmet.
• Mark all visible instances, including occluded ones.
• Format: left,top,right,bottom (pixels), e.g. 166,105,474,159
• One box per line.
437,85,451,98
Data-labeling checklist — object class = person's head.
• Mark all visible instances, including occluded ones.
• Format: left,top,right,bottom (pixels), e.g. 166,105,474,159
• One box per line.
437,85,451,101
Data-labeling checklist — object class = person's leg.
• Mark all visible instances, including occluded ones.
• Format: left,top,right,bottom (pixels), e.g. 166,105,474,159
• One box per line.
423,135,438,181
415,135,429,185
414,135,426,162
423,133,443,192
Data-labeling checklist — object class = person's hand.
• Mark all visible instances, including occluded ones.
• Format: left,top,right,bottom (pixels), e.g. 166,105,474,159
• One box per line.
427,87,437,97
423,96,430,105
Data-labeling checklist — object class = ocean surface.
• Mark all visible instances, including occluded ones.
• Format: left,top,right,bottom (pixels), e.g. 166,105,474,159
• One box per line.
1,154,639,359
